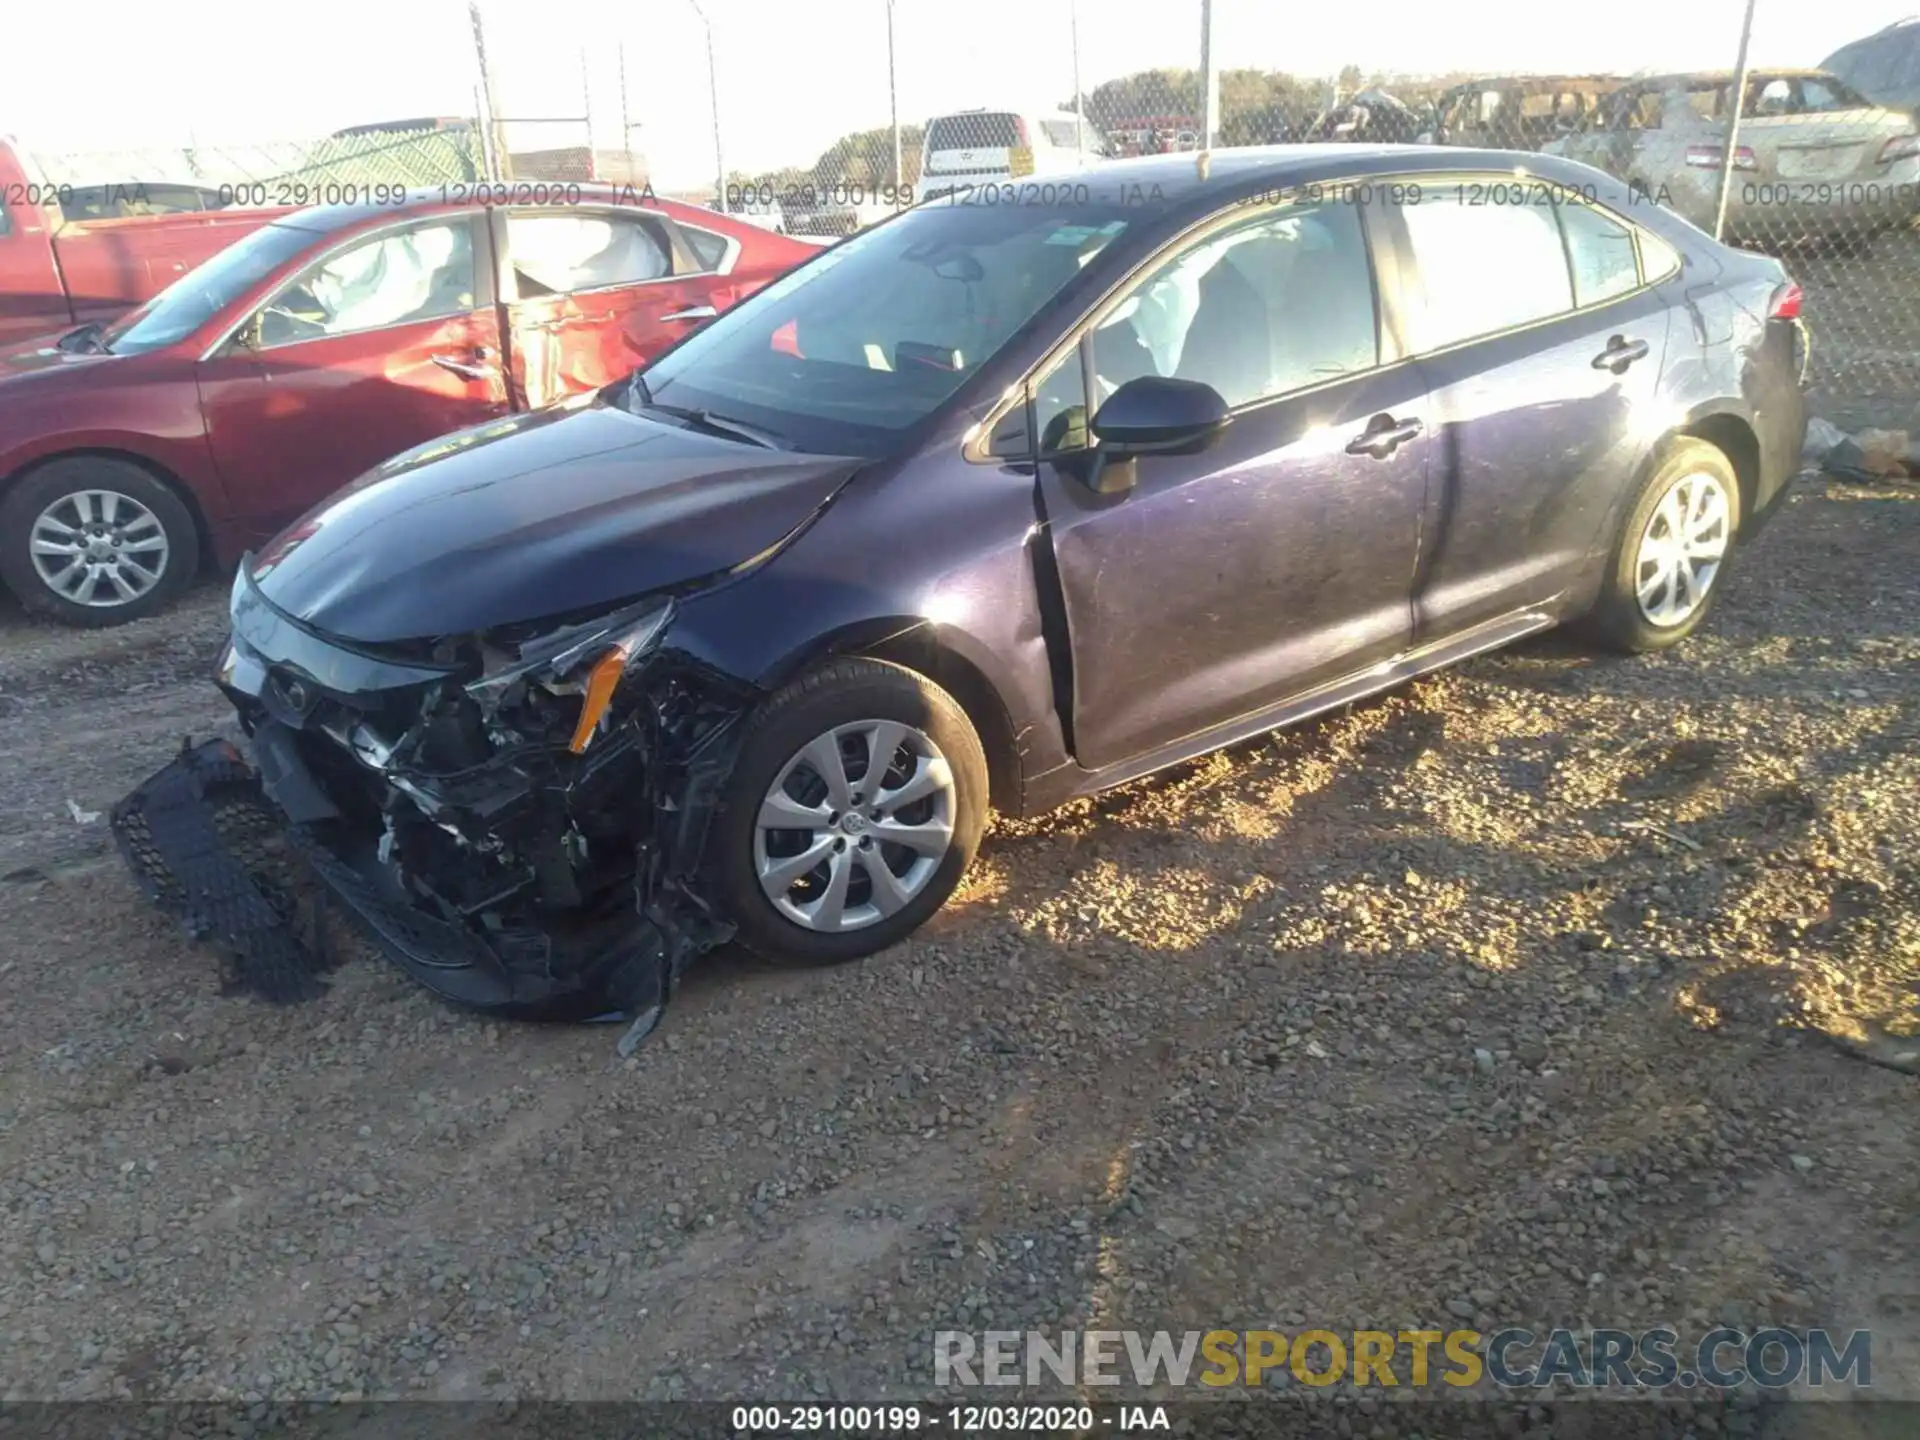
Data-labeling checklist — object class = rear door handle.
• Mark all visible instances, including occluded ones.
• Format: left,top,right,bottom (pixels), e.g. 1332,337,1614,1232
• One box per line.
1592,335,1650,373
1346,414,1424,459
431,353,499,381
661,305,718,322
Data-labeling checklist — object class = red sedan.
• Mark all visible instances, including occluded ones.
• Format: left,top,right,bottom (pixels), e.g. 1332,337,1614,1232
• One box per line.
0,188,817,625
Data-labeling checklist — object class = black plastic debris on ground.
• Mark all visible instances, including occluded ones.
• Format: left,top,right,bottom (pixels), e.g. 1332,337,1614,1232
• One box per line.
111,737,334,1003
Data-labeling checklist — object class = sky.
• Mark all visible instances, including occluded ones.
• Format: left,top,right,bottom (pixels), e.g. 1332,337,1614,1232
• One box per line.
6,0,1912,190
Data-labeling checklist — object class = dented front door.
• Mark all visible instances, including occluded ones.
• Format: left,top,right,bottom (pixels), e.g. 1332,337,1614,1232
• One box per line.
497,205,720,408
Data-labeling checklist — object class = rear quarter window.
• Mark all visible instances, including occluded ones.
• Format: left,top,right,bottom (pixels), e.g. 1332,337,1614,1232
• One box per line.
1557,201,1641,306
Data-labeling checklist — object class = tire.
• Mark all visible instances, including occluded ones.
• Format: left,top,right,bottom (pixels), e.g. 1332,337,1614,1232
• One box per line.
0,456,200,627
710,657,989,965
1579,437,1743,655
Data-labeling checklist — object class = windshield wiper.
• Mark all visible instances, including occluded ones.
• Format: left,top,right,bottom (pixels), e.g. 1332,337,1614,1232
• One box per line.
641,399,792,451
57,323,109,355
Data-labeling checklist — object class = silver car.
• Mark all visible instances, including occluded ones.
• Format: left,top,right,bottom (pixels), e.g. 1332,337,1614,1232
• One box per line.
1547,69,1920,245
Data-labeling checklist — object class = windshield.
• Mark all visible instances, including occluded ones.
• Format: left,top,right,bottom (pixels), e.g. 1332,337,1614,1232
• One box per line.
632,200,1132,455
99,221,321,355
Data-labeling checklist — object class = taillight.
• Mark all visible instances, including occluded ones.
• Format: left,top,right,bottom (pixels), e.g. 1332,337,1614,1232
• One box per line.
1878,133,1920,163
1769,280,1803,320
1686,144,1757,171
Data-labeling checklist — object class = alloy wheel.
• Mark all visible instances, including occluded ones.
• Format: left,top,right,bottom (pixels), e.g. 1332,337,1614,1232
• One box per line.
753,719,957,933
29,489,171,608
1633,471,1731,628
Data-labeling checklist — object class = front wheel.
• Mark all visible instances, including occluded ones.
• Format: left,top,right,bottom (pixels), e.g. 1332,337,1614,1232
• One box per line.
0,456,200,626
1579,437,1742,654
710,658,989,965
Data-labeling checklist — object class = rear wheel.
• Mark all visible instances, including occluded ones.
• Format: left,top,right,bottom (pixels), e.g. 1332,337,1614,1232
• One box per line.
711,658,988,965
0,456,199,627
1579,437,1741,654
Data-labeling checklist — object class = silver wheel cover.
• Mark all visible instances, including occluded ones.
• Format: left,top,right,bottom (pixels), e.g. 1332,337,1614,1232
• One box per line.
753,719,957,933
30,489,170,608
1634,471,1731,628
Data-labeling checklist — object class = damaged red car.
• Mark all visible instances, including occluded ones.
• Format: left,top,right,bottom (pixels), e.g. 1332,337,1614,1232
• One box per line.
0,188,814,626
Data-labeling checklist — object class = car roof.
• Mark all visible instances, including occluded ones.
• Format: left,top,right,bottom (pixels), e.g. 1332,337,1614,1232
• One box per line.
1039,144,1528,197
263,184,693,236
1628,68,1841,85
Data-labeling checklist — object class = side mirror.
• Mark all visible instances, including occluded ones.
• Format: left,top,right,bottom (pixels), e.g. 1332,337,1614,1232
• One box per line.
1091,375,1229,454
1070,376,1230,496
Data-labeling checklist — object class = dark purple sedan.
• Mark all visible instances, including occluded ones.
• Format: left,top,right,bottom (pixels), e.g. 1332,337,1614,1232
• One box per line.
116,145,1807,1040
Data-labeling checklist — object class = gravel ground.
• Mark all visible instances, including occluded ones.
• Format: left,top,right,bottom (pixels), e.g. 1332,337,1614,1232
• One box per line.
0,472,1916,1437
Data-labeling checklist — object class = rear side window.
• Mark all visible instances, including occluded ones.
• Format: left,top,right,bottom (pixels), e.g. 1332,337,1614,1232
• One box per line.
1557,201,1641,306
1398,190,1572,350
1639,231,1682,283
1785,76,1872,113
507,211,671,296
927,113,1023,151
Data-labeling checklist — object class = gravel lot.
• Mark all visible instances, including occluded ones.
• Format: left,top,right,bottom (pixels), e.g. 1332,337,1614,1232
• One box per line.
0,470,1915,1436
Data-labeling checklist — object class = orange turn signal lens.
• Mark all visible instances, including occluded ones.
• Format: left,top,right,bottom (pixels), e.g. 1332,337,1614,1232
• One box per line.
568,645,633,754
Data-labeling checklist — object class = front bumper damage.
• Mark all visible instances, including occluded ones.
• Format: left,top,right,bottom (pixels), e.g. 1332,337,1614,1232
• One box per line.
112,575,755,1055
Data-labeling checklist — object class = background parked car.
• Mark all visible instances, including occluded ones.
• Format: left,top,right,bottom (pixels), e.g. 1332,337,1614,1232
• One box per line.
1546,70,1920,245
1305,90,1426,144
0,137,285,348
1822,18,1920,120
59,182,234,220
0,189,813,626
917,108,1110,199
1422,76,1624,149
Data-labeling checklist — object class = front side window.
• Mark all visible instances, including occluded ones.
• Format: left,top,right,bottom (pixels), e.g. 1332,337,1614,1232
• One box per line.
101,220,322,355
1090,201,1378,410
1028,201,1379,456
1399,190,1572,350
507,212,671,295
258,221,475,347
634,200,1133,455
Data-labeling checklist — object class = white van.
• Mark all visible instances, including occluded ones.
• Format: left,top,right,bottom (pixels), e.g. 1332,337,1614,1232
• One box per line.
919,108,1110,197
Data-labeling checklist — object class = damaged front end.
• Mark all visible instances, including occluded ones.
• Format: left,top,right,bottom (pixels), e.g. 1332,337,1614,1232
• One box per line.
114,567,757,1052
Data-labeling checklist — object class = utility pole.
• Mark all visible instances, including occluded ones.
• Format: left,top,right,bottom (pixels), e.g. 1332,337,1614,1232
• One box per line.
1714,0,1760,241
1198,0,1220,150
469,1,510,182
690,0,726,211
1070,0,1085,157
887,0,902,195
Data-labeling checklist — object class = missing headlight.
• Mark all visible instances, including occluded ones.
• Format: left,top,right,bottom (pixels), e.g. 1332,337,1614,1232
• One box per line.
466,596,676,733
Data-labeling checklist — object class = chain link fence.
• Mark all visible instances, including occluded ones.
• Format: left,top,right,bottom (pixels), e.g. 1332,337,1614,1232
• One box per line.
20,4,1919,424
661,11,1920,427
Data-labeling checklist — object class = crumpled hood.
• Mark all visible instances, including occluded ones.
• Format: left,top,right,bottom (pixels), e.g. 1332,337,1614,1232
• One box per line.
249,397,861,644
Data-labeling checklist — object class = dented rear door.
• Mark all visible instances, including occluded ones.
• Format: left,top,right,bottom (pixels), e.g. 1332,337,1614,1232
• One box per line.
499,205,722,408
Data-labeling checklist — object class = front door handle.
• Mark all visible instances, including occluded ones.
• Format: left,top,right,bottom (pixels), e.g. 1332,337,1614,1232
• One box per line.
1346,414,1424,459
431,353,499,382
660,305,718,323
1592,335,1650,373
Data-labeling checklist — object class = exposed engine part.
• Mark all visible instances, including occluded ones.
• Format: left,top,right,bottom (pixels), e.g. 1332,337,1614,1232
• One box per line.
112,652,759,1049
